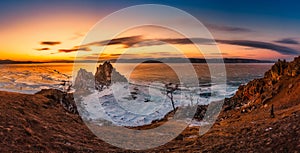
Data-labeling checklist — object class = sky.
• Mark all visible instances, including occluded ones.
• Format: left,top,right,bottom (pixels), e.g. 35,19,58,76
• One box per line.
0,0,300,61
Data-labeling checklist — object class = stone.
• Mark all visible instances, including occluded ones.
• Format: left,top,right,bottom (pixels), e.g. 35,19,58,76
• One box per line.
95,61,113,86
225,56,300,112
95,61,127,90
73,68,95,90
35,89,78,114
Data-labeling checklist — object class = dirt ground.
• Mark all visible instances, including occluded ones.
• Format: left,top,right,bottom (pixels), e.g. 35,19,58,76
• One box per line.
0,76,299,152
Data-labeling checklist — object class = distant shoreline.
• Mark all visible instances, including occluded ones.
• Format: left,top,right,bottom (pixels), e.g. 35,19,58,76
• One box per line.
0,58,275,64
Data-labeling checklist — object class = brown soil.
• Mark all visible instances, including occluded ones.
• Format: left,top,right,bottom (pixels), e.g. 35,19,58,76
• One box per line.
1,74,299,152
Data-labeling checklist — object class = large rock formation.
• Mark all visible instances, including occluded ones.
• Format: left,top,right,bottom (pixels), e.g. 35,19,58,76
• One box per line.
73,68,95,90
224,56,300,113
94,61,127,90
95,61,113,87
74,61,127,91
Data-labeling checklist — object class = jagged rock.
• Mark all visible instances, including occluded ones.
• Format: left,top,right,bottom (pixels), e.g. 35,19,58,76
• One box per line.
35,89,77,114
265,57,300,81
73,68,95,90
95,61,127,90
95,61,113,86
225,56,300,112
73,61,127,91
194,105,208,120
111,68,128,83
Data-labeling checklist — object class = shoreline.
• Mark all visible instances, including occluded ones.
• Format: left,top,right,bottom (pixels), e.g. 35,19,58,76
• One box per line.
0,58,276,65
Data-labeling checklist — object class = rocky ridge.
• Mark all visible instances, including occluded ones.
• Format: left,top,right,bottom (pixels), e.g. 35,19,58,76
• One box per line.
224,56,300,113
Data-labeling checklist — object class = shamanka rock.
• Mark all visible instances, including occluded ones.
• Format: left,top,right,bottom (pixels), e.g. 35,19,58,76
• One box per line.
94,61,127,90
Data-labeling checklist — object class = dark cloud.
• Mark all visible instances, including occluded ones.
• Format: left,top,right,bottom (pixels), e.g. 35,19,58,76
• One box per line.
206,24,253,33
131,38,298,55
56,35,299,55
118,38,214,48
274,38,299,44
40,41,61,46
76,46,91,51
35,47,50,51
86,37,214,48
135,37,299,55
109,53,122,56
84,35,143,48
161,38,214,45
58,46,91,53
58,48,78,53
217,39,299,55
81,53,136,60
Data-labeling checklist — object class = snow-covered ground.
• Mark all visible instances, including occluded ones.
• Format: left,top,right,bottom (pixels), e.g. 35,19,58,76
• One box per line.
77,82,229,127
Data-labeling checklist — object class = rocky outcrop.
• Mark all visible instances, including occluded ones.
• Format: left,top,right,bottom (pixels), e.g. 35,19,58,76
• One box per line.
111,68,128,83
224,56,300,113
95,61,113,87
73,61,127,91
94,61,127,90
73,68,95,90
265,57,300,80
35,89,78,114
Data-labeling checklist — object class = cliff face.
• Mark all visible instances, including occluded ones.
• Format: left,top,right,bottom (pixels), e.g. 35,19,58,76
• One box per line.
95,61,114,87
95,61,127,89
73,68,95,90
225,56,300,113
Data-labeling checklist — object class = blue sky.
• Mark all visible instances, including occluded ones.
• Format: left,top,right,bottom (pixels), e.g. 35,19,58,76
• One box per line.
0,0,299,61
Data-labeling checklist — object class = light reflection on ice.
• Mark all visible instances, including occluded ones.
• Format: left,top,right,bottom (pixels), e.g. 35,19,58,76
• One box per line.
79,82,229,127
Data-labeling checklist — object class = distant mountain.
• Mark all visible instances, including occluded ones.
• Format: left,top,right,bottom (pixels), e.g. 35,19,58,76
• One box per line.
112,58,275,63
0,58,275,64
0,60,42,64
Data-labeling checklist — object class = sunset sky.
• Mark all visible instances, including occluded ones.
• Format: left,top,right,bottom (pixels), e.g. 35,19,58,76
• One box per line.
0,0,300,61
